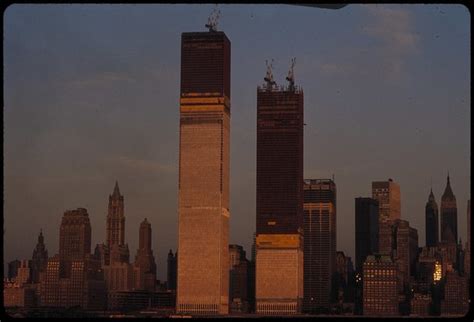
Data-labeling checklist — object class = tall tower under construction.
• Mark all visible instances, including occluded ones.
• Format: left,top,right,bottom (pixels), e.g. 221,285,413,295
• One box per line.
176,18,231,315
255,60,304,315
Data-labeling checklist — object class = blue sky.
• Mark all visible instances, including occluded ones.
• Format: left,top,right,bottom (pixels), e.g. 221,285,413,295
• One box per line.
4,4,470,280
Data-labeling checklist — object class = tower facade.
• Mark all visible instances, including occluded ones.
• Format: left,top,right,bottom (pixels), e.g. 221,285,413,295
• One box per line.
425,188,439,247
440,175,457,243
355,197,379,272
107,181,125,248
255,83,304,315
31,230,49,283
177,30,231,315
303,179,337,313
372,179,401,255
133,218,157,291
59,208,91,262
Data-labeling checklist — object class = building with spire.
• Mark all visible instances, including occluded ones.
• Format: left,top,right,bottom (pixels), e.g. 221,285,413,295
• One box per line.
440,175,457,244
177,24,231,314
133,218,157,291
425,188,439,247
31,230,48,284
100,182,134,292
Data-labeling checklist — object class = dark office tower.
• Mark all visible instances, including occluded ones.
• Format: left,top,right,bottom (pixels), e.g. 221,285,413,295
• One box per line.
134,218,157,291
440,271,469,316
392,219,418,292
255,71,304,315
31,230,49,283
355,197,379,272
303,179,336,314
8,259,20,280
177,28,231,315
229,245,249,313
167,250,177,291
425,189,439,247
59,208,91,262
440,175,457,243
372,179,401,255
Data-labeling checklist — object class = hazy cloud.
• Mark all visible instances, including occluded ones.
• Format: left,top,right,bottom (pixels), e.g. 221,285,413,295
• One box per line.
362,5,420,76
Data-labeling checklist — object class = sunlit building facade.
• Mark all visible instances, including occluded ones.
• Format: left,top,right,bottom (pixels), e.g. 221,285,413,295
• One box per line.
177,30,231,315
255,84,304,315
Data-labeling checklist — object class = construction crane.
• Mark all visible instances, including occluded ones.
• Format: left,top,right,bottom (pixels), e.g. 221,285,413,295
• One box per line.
205,6,221,32
264,59,277,91
286,57,296,91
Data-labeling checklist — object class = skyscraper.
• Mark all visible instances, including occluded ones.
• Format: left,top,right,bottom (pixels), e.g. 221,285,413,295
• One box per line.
362,255,398,316
440,175,457,243
107,181,125,248
59,208,91,262
355,197,379,272
229,245,250,313
167,250,177,291
177,27,231,315
425,188,439,247
372,179,401,255
133,218,157,291
106,181,130,264
255,70,304,315
31,230,48,284
303,179,336,313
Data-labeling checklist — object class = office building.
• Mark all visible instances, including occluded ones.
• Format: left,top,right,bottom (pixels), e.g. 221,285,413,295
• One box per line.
133,218,157,291
167,250,177,291
229,245,249,313
303,179,336,313
255,68,304,314
362,255,398,316
372,179,400,255
59,208,91,262
355,197,379,272
440,175,457,243
440,271,469,316
177,28,231,315
31,230,49,284
425,189,439,247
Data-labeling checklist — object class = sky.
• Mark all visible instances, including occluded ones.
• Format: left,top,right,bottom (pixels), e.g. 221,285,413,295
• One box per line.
4,4,470,281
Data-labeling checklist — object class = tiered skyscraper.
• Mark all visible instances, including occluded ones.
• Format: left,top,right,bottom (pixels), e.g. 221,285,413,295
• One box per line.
440,175,457,243
255,68,304,315
303,179,337,313
177,26,231,315
425,188,439,247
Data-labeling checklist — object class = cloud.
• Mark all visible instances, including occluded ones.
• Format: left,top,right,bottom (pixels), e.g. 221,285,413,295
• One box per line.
362,5,420,76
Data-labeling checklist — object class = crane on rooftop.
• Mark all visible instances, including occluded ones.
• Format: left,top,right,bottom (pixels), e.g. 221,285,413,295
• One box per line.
264,59,277,91
205,6,221,32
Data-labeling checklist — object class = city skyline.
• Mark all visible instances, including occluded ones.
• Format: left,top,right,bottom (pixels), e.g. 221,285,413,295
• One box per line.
4,3,470,283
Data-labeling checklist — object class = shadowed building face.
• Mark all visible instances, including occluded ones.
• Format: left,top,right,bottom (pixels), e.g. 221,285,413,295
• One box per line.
177,30,231,315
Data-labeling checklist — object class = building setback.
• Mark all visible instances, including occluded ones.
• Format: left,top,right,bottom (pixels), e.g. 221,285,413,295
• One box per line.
303,179,336,313
177,29,231,315
425,189,439,247
440,175,457,243
255,78,304,315
372,179,401,255
355,197,379,272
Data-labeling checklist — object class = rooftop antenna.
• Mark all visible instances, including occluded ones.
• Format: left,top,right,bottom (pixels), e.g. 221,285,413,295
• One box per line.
264,59,276,90
286,57,296,91
205,5,220,32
